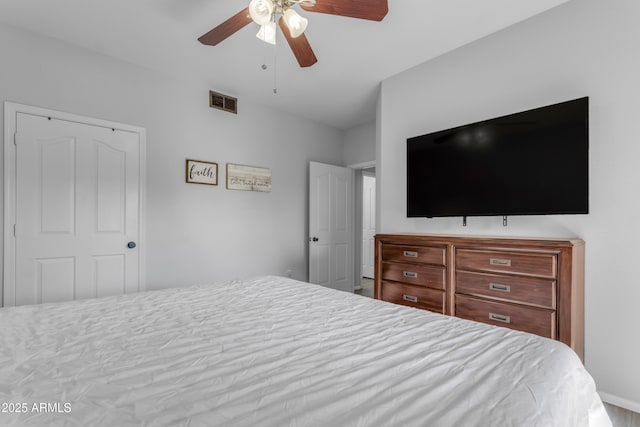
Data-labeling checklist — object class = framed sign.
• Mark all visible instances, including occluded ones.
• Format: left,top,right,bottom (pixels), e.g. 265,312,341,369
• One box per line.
226,163,271,192
186,159,218,186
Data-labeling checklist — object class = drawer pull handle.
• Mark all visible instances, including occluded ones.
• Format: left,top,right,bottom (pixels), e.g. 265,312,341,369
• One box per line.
489,283,511,292
490,258,512,267
489,313,511,324
403,271,418,278
403,294,418,303
403,251,418,258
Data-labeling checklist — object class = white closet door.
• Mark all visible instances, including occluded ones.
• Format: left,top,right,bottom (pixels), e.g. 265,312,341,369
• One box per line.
13,112,141,305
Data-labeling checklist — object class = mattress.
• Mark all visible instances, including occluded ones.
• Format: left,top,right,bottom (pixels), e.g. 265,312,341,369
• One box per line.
0,276,611,426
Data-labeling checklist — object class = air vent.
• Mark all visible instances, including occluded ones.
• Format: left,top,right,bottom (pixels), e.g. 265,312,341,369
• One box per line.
209,90,238,114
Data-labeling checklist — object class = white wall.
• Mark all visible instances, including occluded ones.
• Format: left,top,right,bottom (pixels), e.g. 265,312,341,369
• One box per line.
343,120,376,166
378,0,640,411
0,23,344,289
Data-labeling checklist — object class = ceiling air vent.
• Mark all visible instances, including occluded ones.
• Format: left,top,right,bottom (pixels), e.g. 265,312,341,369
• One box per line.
209,90,238,114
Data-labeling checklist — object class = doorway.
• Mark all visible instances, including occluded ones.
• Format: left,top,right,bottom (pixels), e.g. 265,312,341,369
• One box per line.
361,170,376,277
352,163,375,297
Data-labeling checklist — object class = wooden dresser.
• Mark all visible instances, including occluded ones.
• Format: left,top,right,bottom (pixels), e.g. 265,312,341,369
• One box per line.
374,234,585,360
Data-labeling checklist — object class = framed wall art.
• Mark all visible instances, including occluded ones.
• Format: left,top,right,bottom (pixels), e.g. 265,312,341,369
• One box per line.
186,159,218,186
226,163,271,193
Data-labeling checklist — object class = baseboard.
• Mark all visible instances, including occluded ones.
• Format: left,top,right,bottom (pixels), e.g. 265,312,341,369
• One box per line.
599,391,640,413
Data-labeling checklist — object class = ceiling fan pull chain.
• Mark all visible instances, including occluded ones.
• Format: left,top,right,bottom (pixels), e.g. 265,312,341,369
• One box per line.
273,32,278,94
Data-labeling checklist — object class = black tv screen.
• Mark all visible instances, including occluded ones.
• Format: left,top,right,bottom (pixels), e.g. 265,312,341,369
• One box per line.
407,97,589,218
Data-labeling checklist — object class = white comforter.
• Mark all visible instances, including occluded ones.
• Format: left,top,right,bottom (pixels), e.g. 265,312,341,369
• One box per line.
0,276,610,427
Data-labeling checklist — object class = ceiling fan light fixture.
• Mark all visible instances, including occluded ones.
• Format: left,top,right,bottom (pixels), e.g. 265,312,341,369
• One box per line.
198,0,389,68
283,8,308,38
249,0,274,26
256,21,277,45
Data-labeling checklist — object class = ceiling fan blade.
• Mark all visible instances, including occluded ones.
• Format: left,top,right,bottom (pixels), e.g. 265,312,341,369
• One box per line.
198,7,253,46
301,0,388,21
278,18,318,68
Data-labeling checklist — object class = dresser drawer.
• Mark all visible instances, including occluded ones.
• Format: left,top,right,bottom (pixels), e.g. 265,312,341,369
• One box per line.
456,271,556,309
455,295,556,338
382,244,446,266
381,262,445,290
456,249,557,278
381,281,445,313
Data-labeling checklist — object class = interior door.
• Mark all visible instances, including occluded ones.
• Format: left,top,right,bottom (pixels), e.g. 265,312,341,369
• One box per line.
9,112,142,306
361,173,376,278
308,161,353,292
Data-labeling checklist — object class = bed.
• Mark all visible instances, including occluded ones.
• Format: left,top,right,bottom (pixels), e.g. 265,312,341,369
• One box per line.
0,276,611,426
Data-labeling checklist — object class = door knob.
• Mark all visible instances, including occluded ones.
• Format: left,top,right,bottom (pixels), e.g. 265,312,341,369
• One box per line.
309,237,319,242
127,241,137,249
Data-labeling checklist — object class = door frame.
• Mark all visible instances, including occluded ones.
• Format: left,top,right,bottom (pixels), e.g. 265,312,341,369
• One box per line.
3,102,147,307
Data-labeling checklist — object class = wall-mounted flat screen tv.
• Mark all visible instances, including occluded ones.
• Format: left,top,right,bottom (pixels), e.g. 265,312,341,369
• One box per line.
407,97,589,218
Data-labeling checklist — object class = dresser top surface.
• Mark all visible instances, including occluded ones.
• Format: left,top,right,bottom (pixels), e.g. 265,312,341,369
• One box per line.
375,233,585,248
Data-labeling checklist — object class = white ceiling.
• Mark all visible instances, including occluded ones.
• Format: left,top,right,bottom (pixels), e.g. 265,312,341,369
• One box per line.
0,0,571,130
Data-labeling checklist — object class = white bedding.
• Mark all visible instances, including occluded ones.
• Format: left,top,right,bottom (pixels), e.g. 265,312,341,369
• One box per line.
0,276,610,427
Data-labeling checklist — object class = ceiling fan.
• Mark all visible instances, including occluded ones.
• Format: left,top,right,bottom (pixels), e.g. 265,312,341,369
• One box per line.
198,0,389,68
